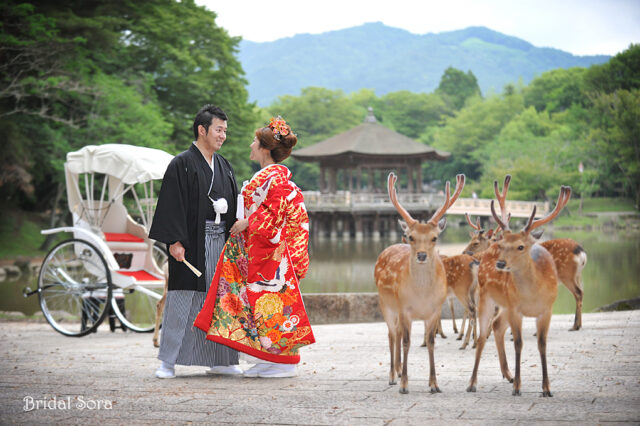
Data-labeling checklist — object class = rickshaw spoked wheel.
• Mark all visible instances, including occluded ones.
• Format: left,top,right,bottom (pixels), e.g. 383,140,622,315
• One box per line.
109,242,167,333
38,238,112,337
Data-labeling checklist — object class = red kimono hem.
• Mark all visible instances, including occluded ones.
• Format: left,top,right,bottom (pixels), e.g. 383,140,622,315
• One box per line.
204,334,300,364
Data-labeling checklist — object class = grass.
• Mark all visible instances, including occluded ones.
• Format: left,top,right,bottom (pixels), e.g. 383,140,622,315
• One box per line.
0,209,62,260
565,197,637,214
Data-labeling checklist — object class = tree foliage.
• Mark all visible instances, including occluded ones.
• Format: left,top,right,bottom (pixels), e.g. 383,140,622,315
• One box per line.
436,67,482,110
0,0,257,209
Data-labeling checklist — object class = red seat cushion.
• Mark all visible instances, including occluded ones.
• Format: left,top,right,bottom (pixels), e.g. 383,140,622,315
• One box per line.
104,232,144,243
116,270,162,282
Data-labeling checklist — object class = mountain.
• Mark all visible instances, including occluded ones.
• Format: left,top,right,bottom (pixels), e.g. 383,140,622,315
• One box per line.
238,23,610,106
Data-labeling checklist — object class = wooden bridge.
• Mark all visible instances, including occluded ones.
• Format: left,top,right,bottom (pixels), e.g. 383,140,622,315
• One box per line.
302,191,549,240
302,191,549,217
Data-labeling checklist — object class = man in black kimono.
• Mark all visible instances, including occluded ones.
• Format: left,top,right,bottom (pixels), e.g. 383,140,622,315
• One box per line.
150,105,241,378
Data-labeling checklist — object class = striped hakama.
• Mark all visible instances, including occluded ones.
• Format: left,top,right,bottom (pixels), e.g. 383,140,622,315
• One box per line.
158,220,239,367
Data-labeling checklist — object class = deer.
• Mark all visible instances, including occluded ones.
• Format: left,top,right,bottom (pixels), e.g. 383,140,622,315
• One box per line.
375,172,464,394
540,239,587,330
152,262,169,347
462,214,588,332
467,175,571,397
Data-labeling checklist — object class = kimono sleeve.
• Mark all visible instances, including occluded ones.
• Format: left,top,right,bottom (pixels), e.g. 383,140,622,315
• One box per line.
149,157,190,249
246,174,291,282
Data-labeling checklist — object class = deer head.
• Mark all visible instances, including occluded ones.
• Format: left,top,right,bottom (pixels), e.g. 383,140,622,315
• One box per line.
462,213,496,255
388,172,464,264
492,185,571,272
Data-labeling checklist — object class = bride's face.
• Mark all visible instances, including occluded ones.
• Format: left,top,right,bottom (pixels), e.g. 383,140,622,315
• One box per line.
250,136,264,162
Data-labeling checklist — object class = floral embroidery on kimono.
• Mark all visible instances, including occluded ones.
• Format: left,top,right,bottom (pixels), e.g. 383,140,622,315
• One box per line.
194,164,314,363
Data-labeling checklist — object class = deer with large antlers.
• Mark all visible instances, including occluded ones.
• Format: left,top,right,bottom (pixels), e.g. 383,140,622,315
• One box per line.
375,172,464,394
462,211,587,332
467,175,571,397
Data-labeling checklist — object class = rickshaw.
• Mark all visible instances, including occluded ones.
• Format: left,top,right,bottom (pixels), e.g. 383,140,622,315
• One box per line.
24,144,173,337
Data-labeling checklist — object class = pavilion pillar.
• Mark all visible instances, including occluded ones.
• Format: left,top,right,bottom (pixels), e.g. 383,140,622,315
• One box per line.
329,216,337,240
416,165,423,193
319,167,327,193
328,167,337,193
367,168,374,192
348,169,353,192
355,215,364,241
356,167,362,192
372,214,380,241
388,216,398,241
407,166,413,193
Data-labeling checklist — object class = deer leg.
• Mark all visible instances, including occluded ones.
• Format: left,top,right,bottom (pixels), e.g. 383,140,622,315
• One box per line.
537,312,553,397
566,276,584,331
508,313,523,396
152,290,167,348
426,314,442,393
467,294,495,392
399,315,412,394
387,327,397,385
457,311,467,340
437,318,447,339
449,298,458,334
491,309,513,383
421,320,428,347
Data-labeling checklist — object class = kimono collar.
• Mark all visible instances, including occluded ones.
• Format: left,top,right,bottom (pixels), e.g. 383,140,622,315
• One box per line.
249,163,291,183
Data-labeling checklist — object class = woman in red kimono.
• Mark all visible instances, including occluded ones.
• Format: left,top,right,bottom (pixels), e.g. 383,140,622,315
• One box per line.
194,117,315,378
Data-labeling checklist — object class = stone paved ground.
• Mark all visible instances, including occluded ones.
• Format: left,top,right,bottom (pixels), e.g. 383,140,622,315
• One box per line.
1,311,639,425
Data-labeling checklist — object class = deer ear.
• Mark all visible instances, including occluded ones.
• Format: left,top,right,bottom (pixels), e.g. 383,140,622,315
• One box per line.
468,230,475,238
438,217,447,231
398,219,410,234
531,229,544,240
487,229,494,238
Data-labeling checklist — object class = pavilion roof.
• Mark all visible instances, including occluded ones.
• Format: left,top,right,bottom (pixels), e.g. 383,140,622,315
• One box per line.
291,108,450,162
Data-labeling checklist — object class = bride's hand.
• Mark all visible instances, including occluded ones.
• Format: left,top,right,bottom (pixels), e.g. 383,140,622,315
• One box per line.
230,219,249,235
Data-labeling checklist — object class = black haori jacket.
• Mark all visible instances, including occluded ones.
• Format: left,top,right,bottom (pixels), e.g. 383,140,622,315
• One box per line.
150,144,238,292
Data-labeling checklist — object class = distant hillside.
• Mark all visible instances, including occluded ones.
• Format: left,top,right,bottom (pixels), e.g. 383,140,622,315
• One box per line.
238,23,610,106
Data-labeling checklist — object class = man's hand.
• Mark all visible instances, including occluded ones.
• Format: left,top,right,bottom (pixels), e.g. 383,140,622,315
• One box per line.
230,219,249,235
169,241,185,262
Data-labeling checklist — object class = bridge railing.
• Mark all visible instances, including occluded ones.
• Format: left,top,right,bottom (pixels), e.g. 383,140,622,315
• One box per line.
302,191,549,218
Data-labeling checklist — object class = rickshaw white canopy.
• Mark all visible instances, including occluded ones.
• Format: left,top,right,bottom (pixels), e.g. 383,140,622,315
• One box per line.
66,144,174,184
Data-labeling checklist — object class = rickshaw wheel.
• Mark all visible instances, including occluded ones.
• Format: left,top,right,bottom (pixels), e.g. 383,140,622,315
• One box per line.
110,242,167,333
38,238,112,337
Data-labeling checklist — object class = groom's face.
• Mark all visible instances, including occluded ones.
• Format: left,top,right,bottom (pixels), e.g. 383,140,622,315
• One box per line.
204,117,227,152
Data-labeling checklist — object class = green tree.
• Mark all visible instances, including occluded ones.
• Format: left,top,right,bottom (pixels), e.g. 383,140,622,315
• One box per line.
584,44,640,94
378,91,450,139
524,67,588,113
588,89,640,207
436,67,482,110
429,91,524,181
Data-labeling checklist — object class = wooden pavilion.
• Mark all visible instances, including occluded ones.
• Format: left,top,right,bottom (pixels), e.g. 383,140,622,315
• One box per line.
291,107,449,193
291,108,451,240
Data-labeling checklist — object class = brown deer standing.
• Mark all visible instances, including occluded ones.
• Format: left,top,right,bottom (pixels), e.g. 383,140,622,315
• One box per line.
375,172,464,394
540,239,587,330
467,175,571,397
421,215,497,349
463,219,588,332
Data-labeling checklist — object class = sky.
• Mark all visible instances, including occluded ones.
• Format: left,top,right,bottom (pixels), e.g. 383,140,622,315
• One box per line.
197,0,640,56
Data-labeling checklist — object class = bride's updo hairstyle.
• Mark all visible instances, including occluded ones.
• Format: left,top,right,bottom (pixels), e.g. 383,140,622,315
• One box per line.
256,116,297,163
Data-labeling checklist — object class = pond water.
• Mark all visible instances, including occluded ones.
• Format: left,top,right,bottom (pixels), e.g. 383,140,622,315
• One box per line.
1,227,639,316
302,226,640,315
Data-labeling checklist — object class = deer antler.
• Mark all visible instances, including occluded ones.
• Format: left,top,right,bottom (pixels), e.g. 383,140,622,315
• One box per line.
523,186,572,233
493,175,511,230
388,173,417,227
465,213,482,232
429,174,465,225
